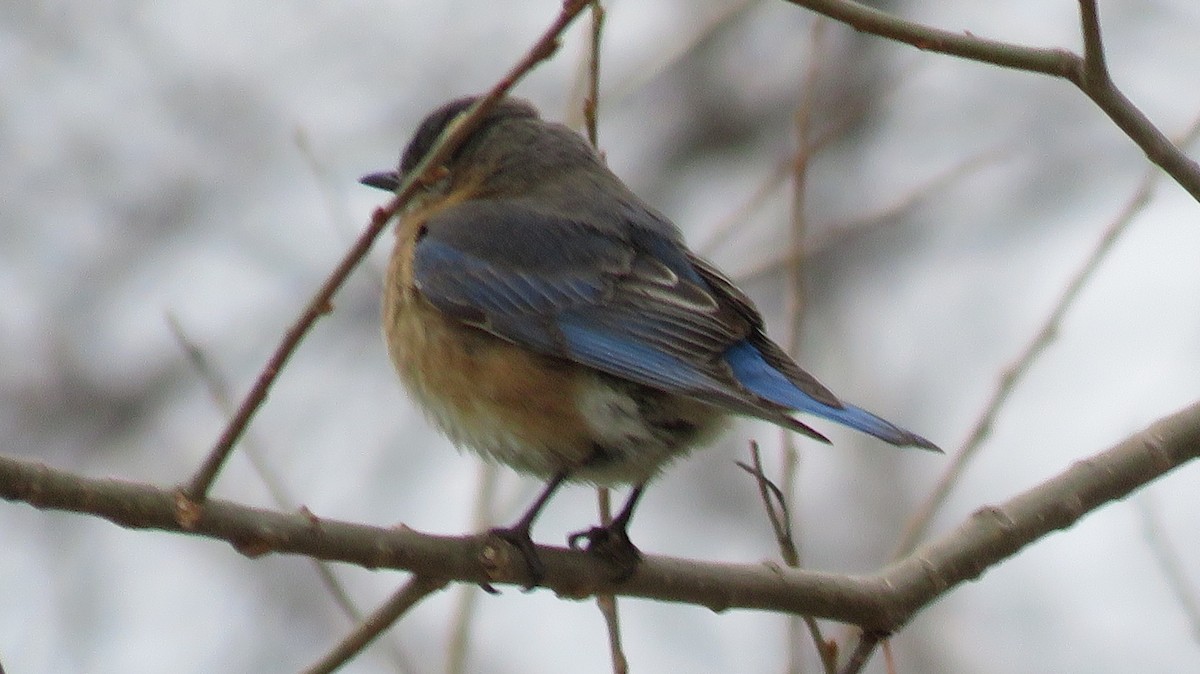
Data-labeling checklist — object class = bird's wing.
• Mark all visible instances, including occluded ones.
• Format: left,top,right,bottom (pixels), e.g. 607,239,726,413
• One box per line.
412,198,825,436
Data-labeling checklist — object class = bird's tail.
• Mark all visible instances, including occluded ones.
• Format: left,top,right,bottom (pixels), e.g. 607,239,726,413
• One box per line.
798,398,940,451
725,341,941,452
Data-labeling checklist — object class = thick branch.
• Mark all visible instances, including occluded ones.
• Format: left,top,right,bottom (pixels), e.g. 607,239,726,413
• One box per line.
879,399,1200,623
3,400,1198,631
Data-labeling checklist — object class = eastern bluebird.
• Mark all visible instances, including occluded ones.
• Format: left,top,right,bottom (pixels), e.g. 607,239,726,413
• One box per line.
362,96,938,581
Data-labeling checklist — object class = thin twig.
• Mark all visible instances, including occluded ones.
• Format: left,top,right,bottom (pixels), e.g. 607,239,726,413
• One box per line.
1077,0,1108,88
836,630,881,674
166,315,416,671
303,575,449,674
738,444,834,674
446,461,501,674
782,0,1073,73
733,146,1005,284
180,202,386,503
891,108,1200,559
695,106,869,260
593,486,630,674
608,0,759,102
881,638,898,674
1136,495,1200,647
736,443,798,566
293,126,362,243
577,7,628,672
181,0,592,503
584,1,604,148
781,18,832,674
596,591,629,674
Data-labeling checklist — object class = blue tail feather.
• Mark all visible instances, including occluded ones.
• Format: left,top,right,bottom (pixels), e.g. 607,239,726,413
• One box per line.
724,341,938,450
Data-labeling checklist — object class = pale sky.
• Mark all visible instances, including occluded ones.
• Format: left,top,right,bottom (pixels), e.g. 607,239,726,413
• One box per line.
3,1,1200,673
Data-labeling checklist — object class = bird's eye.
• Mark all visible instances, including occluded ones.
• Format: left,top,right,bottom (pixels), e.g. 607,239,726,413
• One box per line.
415,224,429,242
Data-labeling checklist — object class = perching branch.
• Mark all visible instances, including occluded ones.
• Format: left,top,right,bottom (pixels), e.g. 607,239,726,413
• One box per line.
5,400,1198,632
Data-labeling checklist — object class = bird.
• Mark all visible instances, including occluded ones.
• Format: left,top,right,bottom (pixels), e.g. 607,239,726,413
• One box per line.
361,95,939,583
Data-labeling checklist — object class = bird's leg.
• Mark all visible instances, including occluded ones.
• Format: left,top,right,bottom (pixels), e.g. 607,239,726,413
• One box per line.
487,470,568,588
568,483,645,580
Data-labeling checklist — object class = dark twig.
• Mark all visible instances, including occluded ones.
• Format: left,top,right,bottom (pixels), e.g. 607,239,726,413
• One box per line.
303,575,449,674
593,486,631,674
180,202,386,504
166,315,414,671
737,443,798,567
1076,0,1108,87
737,445,835,674
180,0,592,504
737,447,836,674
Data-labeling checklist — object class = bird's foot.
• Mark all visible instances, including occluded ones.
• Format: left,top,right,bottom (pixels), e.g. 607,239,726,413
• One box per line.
485,525,545,590
568,523,642,582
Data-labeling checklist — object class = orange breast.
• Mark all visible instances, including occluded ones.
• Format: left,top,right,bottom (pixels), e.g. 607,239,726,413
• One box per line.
382,210,597,478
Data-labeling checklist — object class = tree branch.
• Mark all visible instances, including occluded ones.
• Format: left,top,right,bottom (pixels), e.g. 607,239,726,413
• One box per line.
779,0,1200,202
5,399,1198,632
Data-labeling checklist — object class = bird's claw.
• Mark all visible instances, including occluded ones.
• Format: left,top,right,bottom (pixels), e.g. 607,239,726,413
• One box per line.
568,524,642,582
486,526,545,590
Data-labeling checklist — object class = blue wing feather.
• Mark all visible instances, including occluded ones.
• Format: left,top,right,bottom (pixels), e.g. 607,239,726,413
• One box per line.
415,236,746,400
724,342,932,447
411,199,938,450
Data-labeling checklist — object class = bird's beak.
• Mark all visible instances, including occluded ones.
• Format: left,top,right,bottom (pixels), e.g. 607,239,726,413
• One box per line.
359,170,401,192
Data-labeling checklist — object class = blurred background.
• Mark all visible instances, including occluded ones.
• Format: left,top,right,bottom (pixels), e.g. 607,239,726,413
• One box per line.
3,1,1200,672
